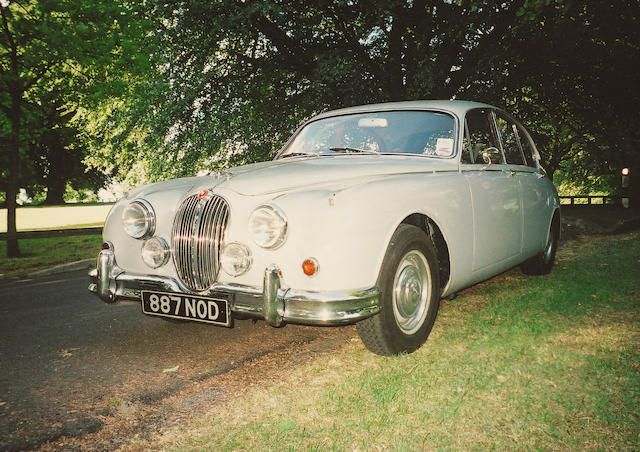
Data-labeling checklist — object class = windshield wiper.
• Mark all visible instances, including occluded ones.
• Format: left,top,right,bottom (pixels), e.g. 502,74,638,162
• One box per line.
280,152,318,159
328,147,378,155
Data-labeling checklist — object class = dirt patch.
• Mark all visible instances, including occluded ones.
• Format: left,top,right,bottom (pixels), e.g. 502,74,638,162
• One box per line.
35,326,357,451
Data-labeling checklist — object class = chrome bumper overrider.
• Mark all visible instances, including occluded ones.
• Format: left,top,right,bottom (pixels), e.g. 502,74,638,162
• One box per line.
88,249,381,327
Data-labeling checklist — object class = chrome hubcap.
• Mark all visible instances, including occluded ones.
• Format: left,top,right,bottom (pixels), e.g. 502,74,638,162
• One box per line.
392,250,431,335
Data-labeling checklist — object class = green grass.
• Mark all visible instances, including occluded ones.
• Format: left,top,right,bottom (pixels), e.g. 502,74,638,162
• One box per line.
148,232,640,451
0,234,102,279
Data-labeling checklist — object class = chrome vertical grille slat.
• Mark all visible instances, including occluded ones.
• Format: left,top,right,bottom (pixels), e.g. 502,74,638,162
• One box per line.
198,197,216,287
172,193,229,291
208,199,226,286
184,196,199,289
213,201,227,281
198,202,208,286
174,196,194,289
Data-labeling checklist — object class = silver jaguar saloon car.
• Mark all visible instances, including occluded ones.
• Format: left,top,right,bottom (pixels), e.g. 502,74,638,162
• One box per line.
89,100,560,356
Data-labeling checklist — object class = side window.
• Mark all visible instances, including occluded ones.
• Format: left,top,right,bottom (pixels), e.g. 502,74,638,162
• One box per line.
515,123,538,168
461,122,473,164
464,109,503,164
495,114,525,165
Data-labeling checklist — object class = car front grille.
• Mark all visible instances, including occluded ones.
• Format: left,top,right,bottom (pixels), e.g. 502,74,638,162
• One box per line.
171,193,229,291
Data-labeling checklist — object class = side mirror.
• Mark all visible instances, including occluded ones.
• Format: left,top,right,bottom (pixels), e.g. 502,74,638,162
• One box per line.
481,147,502,165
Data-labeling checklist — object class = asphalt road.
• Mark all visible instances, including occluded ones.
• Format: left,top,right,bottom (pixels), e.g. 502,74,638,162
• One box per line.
0,270,353,451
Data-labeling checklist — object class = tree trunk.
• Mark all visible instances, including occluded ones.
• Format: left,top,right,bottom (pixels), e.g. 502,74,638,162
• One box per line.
6,96,21,258
546,166,556,185
42,177,66,205
41,130,70,205
6,183,19,258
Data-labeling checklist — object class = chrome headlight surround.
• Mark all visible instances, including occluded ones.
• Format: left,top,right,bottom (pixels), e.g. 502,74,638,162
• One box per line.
220,242,253,276
248,204,288,249
122,199,155,239
141,237,170,268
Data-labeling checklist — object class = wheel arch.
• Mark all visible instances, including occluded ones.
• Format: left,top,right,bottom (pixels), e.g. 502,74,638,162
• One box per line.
400,213,451,294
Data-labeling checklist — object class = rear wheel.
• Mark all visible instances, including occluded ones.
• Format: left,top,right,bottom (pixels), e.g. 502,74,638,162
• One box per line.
521,213,560,275
357,224,440,356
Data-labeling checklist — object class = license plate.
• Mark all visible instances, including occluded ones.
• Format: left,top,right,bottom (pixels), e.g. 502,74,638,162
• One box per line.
141,290,231,327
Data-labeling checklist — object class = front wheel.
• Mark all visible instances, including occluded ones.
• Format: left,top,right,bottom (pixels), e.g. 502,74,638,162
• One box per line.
357,224,440,356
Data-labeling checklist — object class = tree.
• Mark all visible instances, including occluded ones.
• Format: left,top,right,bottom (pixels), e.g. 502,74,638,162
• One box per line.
464,0,640,193
28,91,107,204
0,0,130,257
87,0,529,182
83,0,638,207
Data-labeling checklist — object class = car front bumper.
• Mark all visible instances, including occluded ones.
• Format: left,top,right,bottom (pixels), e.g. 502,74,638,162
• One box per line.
88,248,381,327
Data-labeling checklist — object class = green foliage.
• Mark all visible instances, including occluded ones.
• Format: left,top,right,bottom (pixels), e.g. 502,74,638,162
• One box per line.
468,0,640,186
3,0,632,197
84,1,542,182
22,91,106,204
80,0,639,195
0,0,141,255
554,170,613,197
62,182,100,203
2,0,158,191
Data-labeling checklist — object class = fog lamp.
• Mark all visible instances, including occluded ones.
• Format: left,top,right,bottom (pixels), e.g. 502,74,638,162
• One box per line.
220,242,252,276
141,237,170,268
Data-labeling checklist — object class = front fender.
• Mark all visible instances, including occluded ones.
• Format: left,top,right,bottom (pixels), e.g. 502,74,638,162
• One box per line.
242,172,473,293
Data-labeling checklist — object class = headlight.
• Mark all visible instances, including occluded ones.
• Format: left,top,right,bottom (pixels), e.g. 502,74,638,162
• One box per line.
220,242,252,276
248,204,287,249
122,200,155,239
141,237,170,268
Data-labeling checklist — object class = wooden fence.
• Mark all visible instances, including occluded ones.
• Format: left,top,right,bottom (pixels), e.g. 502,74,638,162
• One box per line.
559,196,620,206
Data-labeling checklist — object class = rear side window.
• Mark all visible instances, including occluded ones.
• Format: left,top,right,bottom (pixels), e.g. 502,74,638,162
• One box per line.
515,123,538,168
496,114,526,165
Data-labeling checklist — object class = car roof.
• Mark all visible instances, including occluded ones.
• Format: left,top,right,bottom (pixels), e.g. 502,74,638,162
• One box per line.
312,100,494,121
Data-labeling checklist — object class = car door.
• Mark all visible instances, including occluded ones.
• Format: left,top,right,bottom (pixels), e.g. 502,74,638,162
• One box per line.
494,112,549,257
461,108,523,272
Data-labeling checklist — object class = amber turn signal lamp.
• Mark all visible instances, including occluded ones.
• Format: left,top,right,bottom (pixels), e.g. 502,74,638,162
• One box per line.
302,258,319,276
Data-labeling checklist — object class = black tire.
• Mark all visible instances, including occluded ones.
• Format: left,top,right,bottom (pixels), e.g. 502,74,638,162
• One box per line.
521,213,560,275
357,224,441,356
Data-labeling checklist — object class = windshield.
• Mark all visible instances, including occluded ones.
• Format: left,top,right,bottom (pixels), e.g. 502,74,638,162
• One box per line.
278,111,456,159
